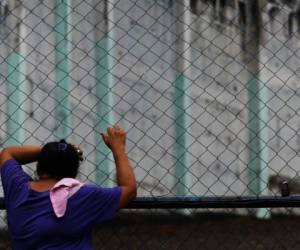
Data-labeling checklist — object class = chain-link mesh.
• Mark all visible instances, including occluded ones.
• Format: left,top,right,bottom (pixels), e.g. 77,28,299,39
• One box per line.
1,0,300,249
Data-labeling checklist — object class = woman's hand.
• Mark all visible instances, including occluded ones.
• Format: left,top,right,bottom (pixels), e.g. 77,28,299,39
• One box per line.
101,125,136,208
101,125,126,154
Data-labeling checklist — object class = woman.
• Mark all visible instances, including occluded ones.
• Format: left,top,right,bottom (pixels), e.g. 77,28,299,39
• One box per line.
0,125,136,249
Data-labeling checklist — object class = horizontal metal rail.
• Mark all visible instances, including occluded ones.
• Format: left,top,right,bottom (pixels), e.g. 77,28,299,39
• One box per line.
1,196,300,209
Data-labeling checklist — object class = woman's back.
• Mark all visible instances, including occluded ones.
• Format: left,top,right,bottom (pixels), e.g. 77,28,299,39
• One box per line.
1,159,121,250
0,126,136,249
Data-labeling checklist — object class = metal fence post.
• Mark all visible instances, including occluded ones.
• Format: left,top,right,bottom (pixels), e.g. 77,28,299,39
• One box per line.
257,79,270,218
243,0,270,218
6,53,26,145
173,0,192,196
94,0,115,186
54,0,72,140
5,2,27,146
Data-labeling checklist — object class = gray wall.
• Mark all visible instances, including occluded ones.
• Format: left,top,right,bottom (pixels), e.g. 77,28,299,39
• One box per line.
0,0,300,203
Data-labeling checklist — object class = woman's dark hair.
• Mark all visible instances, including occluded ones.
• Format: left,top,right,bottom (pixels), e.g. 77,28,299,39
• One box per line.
36,139,80,179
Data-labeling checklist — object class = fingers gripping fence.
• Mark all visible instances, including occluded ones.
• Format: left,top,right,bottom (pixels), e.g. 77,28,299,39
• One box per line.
1,0,300,247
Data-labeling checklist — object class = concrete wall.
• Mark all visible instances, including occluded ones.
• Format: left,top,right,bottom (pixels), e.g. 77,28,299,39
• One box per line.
0,0,300,203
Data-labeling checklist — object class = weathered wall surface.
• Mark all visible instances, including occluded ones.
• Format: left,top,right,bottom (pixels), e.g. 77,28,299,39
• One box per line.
0,0,300,202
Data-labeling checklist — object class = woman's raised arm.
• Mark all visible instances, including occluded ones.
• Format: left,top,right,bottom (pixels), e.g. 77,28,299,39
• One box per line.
0,145,42,166
101,125,137,208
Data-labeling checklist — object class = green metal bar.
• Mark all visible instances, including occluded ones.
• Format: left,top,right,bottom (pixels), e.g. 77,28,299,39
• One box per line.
174,73,191,196
247,78,261,196
95,37,114,186
242,1,270,219
257,79,270,219
6,52,27,145
173,1,192,196
54,0,72,140
247,77,270,219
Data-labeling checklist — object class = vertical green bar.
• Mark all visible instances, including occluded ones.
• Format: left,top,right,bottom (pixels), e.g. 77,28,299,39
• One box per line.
95,37,114,186
173,0,192,197
6,52,27,145
247,77,270,218
242,0,270,218
174,73,191,196
54,0,72,139
247,78,260,196
257,79,270,218
247,78,261,195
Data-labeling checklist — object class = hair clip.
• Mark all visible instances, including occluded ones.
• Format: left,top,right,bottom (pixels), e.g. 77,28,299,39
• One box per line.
58,143,68,152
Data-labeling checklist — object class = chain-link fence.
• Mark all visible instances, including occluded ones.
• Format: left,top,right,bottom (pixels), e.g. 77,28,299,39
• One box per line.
1,0,300,249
